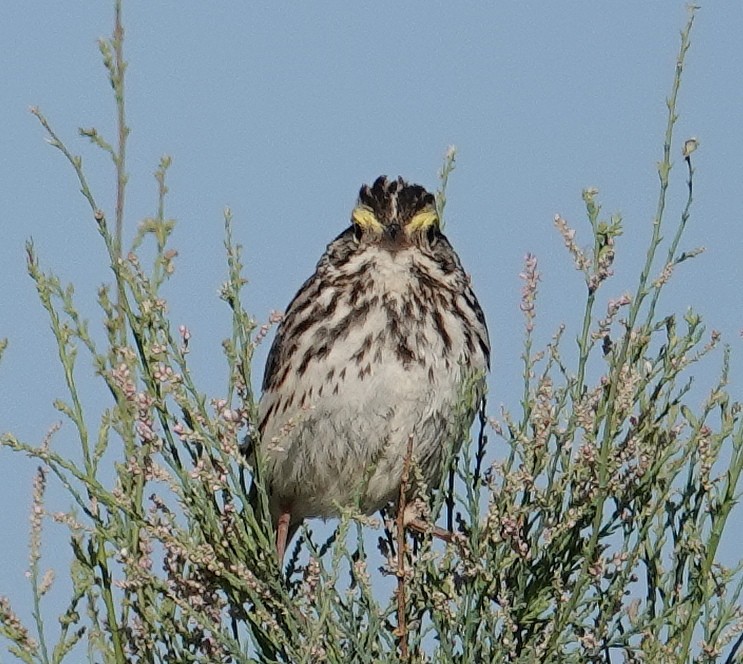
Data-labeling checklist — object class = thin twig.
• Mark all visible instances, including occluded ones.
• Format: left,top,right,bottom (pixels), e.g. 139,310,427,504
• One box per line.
724,629,743,664
473,396,488,488
112,0,128,260
394,434,415,661
446,462,455,533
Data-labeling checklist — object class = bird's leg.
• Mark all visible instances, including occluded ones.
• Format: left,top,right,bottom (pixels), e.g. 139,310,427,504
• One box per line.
402,502,455,543
276,510,291,562
406,517,455,543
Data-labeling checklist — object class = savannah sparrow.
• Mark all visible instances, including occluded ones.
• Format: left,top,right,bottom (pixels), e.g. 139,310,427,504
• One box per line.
254,175,490,560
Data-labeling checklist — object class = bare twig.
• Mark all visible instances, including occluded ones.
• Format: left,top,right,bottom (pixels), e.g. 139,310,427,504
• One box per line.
394,434,415,661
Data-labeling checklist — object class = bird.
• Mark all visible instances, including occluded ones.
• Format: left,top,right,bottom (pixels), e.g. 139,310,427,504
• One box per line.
252,175,490,561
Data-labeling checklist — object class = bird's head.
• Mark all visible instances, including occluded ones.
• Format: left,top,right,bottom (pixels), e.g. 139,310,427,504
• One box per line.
351,176,439,247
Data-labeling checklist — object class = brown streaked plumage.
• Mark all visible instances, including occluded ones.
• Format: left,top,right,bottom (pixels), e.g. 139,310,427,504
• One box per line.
252,175,490,561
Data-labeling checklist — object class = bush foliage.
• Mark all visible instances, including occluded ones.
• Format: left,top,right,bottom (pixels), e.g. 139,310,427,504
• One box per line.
2,4,742,663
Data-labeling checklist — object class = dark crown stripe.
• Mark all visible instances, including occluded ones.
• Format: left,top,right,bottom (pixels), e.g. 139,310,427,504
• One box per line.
357,175,436,222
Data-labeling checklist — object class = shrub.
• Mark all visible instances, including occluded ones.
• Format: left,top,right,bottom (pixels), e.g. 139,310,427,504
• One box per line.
2,4,741,663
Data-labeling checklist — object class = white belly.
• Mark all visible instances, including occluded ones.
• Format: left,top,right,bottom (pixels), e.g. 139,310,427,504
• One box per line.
258,246,488,522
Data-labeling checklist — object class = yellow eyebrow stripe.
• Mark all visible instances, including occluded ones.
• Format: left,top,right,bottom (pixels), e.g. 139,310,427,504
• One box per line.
351,206,384,233
407,209,439,233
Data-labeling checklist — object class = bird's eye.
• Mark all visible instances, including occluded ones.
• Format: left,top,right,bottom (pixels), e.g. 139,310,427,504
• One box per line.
354,224,364,242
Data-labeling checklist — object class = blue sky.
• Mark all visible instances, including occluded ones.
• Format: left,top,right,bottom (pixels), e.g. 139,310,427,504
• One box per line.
1,1,742,642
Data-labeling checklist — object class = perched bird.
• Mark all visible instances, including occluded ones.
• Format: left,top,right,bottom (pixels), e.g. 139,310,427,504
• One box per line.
253,176,490,561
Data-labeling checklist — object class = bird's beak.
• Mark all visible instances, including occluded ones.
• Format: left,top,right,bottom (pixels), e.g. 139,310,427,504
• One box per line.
385,223,402,242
